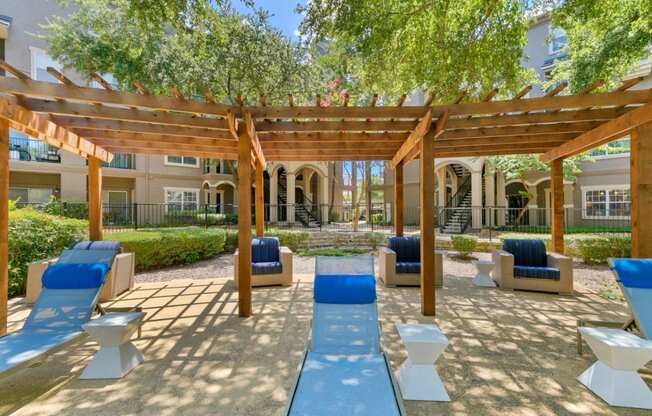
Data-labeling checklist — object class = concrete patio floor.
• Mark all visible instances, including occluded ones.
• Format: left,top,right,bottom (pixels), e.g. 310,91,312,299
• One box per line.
1,263,650,416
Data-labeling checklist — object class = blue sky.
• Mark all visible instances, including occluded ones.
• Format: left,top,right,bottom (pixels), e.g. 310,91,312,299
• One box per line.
232,0,307,40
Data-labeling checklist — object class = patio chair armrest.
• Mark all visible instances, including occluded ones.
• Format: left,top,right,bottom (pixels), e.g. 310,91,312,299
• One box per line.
492,250,515,289
547,252,573,295
378,247,396,286
280,246,293,275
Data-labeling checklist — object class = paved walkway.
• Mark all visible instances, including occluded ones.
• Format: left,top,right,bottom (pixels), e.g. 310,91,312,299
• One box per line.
1,261,648,415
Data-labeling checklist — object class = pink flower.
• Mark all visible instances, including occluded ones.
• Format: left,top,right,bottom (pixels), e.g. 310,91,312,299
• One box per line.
320,98,331,107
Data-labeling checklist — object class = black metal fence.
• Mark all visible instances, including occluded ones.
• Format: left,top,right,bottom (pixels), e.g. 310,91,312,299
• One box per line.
14,201,631,238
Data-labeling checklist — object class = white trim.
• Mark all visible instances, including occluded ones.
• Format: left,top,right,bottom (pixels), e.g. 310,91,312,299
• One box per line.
164,155,200,168
29,46,61,82
202,179,236,189
581,185,631,220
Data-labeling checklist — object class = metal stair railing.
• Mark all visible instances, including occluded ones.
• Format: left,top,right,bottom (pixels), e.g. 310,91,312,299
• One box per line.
440,175,472,232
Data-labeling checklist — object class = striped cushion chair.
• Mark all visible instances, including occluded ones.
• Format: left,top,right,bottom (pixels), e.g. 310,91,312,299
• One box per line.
234,237,293,288
378,236,443,287
492,239,573,295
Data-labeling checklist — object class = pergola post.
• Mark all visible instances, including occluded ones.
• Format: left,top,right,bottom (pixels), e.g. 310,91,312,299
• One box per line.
87,156,103,241
237,121,253,317
631,123,652,258
420,137,435,316
550,158,565,253
0,119,8,335
394,162,404,236
255,160,264,237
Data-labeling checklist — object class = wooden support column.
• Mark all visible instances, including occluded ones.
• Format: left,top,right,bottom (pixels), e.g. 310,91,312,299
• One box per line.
394,162,404,236
550,158,565,254
237,121,253,317
255,160,264,237
0,119,8,335
631,123,652,258
87,156,103,241
420,136,435,316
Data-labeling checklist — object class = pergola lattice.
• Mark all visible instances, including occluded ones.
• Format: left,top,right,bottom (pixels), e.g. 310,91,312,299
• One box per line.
0,59,651,330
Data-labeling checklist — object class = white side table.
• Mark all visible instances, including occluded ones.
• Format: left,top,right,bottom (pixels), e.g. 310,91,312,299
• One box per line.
81,311,145,380
472,260,496,287
578,327,652,409
395,323,450,401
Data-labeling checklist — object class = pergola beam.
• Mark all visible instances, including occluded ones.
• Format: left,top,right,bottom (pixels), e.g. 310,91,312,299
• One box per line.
0,96,112,162
440,122,601,139
72,128,237,145
391,109,433,168
57,117,234,139
540,101,652,162
244,112,266,166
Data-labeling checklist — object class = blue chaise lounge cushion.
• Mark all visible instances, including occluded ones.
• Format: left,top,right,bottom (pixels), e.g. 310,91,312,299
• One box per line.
513,265,560,280
314,274,376,304
503,239,547,267
42,263,108,289
252,261,282,275
72,240,121,252
396,262,420,274
610,258,652,289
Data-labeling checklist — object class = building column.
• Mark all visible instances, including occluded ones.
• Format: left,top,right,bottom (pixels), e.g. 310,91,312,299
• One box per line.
87,157,103,241
528,186,538,226
237,121,252,317
269,169,278,223
0,119,9,335
484,168,495,227
394,162,404,236
551,159,565,254
286,172,295,224
631,125,652,258
471,170,483,229
436,168,446,208
321,175,329,223
496,172,506,226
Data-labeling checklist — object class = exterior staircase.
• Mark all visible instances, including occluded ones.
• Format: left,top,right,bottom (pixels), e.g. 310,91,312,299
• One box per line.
439,173,473,234
278,171,321,228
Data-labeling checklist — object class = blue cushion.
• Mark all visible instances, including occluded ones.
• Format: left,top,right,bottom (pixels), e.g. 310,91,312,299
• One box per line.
388,236,420,263
514,265,560,280
314,274,376,304
252,237,280,263
252,261,282,275
72,240,121,252
610,259,652,289
396,262,420,274
42,263,109,289
503,239,547,267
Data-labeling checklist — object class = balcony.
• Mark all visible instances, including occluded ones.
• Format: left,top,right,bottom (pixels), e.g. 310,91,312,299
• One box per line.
103,153,136,169
9,137,61,163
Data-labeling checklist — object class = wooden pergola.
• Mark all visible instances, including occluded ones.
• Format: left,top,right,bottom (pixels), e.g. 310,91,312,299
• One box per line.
0,60,651,333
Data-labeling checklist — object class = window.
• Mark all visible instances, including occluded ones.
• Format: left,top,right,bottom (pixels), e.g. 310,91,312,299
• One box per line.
30,47,61,82
90,72,119,90
548,27,567,55
165,187,199,211
587,138,630,158
9,187,54,204
582,186,630,219
165,155,199,168
370,161,385,185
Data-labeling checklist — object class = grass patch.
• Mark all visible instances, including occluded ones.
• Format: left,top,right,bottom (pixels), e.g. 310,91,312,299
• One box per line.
597,287,625,302
299,247,369,257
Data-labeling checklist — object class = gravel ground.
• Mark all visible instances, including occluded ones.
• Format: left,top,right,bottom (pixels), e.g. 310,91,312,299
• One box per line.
135,250,621,299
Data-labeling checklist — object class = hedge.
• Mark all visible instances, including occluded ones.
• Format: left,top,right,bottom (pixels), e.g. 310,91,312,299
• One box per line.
111,228,226,271
9,206,87,297
451,235,478,258
221,229,311,253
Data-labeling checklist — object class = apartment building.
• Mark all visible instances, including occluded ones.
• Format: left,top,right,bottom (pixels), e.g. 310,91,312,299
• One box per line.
3,2,650,232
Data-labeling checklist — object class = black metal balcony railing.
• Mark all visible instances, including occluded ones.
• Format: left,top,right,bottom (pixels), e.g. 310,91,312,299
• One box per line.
9,137,61,163
103,153,135,169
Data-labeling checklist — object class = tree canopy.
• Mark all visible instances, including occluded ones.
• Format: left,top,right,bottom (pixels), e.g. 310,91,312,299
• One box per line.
43,0,322,104
548,0,652,92
299,0,535,103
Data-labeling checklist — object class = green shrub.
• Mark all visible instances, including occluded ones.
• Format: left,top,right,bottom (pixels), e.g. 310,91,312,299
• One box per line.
451,235,478,258
266,229,310,252
370,213,390,226
224,229,239,252
573,236,631,264
9,207,87,297
364,232,386,250
112,228,226,271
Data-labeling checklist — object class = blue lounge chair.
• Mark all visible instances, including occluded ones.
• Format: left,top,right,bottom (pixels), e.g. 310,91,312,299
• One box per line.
0,242,121,378
285,256,404,416
378,236,443,287
577,258,652,354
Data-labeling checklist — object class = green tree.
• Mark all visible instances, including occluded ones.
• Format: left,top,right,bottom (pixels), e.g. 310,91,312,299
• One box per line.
299,0,535,102
43,0,322,104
